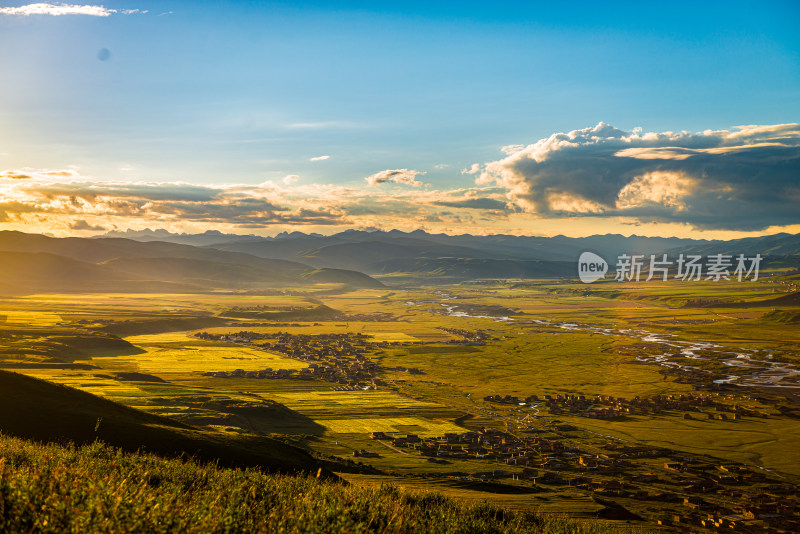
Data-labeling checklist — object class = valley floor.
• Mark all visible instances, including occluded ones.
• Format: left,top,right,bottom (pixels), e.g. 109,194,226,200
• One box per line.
1,276,799,532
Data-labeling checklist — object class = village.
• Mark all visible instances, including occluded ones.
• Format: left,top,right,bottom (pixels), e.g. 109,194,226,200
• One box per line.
365,427,800,532
437,327,492,345
193,330,422,387
483,391,769,421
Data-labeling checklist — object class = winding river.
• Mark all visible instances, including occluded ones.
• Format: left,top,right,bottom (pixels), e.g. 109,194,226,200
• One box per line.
410,293,800,389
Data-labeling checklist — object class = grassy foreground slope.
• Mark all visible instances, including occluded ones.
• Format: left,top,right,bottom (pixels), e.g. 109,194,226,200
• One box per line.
0,371,323,475
0,434,623,534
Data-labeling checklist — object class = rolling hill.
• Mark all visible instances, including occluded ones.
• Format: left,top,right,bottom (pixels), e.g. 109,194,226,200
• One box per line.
300,267,385,288
369,257,575,280
0,231,383,292
102,256,302,285
0,370,328,475
0,251,197,293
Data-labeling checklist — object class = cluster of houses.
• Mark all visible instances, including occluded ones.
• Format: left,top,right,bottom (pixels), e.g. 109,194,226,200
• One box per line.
364,427,800,531
660,485,800,532
370,428,646,474
194,331,394,388
201,357,385,389
437,327,491,345
484,391,768,421
195,330,378,358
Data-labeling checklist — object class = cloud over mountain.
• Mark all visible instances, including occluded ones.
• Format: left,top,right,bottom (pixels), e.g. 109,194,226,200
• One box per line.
479,123,800,230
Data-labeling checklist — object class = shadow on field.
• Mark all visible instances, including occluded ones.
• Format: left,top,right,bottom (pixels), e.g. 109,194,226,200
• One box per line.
0,370,334,478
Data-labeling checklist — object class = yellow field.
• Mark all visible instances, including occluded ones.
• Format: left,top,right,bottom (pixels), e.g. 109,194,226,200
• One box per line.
0,311,62,326
83,345,306,375
17,371,147,397
367,333,419,342
318,416,466,436
124,333,199,344
268,391,442,410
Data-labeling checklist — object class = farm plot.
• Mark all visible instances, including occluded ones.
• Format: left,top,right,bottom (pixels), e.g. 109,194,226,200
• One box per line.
0,311,62,327
317,417,466,436
71,332,308,377
124,332,200,344
268,390,442,410
84,346,306,375
262,391,466,436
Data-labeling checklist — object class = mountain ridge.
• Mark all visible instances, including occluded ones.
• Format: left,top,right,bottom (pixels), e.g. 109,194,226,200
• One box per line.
2,230,797,287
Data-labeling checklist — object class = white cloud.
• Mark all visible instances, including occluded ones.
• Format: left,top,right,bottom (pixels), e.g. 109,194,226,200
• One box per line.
282,174,299,185
500,144,525,155
461,163,481,175
0,3,146,16
309,155,330,162
616,171,694,211
365,169,425,187
546,192,605,214
478,122,800,230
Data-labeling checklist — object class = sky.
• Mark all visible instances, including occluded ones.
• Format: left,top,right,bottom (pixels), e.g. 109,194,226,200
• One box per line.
0,1,799,238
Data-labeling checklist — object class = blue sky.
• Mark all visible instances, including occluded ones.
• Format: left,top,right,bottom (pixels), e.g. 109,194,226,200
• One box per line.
0,1,799,237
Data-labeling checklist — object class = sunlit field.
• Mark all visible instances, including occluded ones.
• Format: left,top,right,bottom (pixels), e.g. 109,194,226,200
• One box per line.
2,274,799,529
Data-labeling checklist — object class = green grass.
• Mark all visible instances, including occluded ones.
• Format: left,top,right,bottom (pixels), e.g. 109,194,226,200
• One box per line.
0,434,624,534
376,331,692,400
554,411,800,476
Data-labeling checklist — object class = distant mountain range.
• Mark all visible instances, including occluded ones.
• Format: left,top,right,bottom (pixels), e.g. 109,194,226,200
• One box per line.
0,231,382,294
1,229,797,291
100,228,323,246
662,232,800,257
102,228,709,262
107,228,800,278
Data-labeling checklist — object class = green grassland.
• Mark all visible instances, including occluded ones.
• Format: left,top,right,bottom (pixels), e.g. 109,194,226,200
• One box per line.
376,330,692,400
1,276,799,529
554,410,800,476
